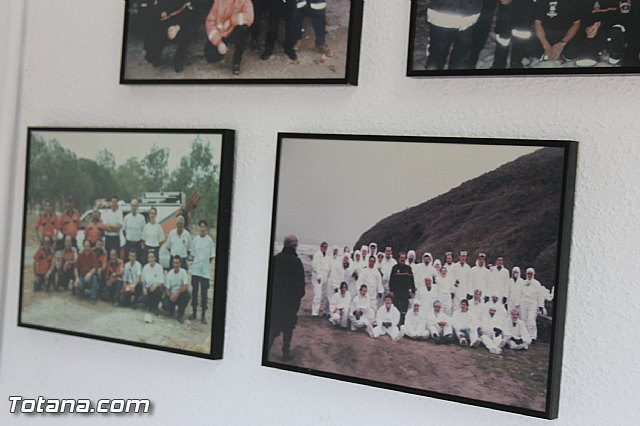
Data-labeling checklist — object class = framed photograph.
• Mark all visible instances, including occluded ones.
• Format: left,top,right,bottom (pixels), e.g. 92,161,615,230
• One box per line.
263,133,577,418
407,0,640,76
120,0,363,84
19,127,234,359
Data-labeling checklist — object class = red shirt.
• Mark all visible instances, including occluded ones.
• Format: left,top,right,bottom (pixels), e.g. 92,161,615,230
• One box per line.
84,220,105,245
93,247,107,270
77,250,98,276
59,209,81,239
33,247,55,275
106,259,124,279
35,214,58,238
60,247,77,271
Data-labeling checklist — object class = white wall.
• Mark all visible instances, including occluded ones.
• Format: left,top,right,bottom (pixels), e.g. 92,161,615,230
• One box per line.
1,0,640,424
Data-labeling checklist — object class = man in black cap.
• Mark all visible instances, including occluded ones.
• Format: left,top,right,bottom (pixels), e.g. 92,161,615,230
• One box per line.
267,234,306,361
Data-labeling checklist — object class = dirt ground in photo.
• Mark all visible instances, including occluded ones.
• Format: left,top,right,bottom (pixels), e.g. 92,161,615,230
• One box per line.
267,252,549,412
21,215,215,355
123,1,351,80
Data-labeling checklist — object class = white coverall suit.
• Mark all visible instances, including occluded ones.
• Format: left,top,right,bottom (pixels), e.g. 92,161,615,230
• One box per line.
349,294,374,335
427,310,453,337
480,311,508,354
311,249,331,316
505,318,532,350
451,309,480,346
401,308,429,339
356,267,383,314
329,290,352,328
372,304,402,340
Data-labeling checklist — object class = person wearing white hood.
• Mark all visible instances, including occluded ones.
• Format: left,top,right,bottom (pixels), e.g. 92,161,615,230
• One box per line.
401,301,429,340
451,299,480,347
468,289,486,323
372,295,403,341
450,250,472,312
360,245,370,264
469,252,490,299
518,268,548,342
356,255,384,313
507,266,525,309
311,241,331,316
488,256,510,303
379,246,397,296
329,282,352,328
328,248,348,294
406,250,418,272
349,284,374,336
369,242,378,258
486,292,508,319
416,275,438,311
505,308,531,350
347,250,364,297
443,251,455,272
436,266,454,315
413,252,437,290
479,306,508,355
427,300,453,343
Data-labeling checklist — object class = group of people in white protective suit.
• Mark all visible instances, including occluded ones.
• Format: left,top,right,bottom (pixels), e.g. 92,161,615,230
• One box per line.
311,242,554,354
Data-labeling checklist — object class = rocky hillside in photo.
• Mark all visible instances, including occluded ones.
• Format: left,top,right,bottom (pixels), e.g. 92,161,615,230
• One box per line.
354,147,566,288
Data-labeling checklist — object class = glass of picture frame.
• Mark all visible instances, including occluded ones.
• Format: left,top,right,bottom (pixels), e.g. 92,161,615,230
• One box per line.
263,132,577,419
20,127,234,359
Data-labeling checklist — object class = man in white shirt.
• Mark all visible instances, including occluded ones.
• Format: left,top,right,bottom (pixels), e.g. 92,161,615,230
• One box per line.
141,207,166,265
165,215,192,270
451,299,480,347
427,300,453,343
469,252,490,299
349,285,374,336
479,306,508,355
505,308,532,350
141,251,165,314
163,255,191,323
488,256,510,303
401,301,429,340
356,255,384,313
329,282,351,328
450,250,471,312
188,220,216,324
379,246,397,296
119,250,142,308
123,198,146,264
327,247,347,305
372,295,402,341
101,196,123,258
311,241,331,316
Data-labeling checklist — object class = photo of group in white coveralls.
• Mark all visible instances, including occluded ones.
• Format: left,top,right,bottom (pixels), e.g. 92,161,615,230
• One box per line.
263,134,576,418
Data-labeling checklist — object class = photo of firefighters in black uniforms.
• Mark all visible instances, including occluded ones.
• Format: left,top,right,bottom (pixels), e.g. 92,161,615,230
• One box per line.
121,0,357,80
410,0,640,72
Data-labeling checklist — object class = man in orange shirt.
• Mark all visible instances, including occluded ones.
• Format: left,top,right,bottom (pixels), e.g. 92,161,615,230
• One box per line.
105,249,124,303
33,235,56,292
84,208,105,248
59,196,81,250
58,236,78,291
93,239,108,298
34,199,58,243
76,240,99,302
204,0,254,75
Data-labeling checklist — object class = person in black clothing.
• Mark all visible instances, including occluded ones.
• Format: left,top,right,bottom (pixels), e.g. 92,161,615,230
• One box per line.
260,0,299,60
531,0,584,63
425,0,484,70
388,252,415,324
577,0,640,67
267,235,306,361
491,0,538,68
141,0,201,72
469,0,499,68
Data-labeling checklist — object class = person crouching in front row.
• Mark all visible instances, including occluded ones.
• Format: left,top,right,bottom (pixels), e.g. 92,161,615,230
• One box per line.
329,282,351,328
163,255,192,323
372,295,403,341
141,251,165,315
204,0,254,76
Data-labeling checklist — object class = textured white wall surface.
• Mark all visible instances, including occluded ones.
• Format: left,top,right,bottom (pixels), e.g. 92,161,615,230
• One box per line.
1,0,640,424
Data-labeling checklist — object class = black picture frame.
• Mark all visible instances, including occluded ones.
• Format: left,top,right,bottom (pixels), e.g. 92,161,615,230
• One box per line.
407,0,640,77
262,133,577,419
120,0,363,85
19,127,234,360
